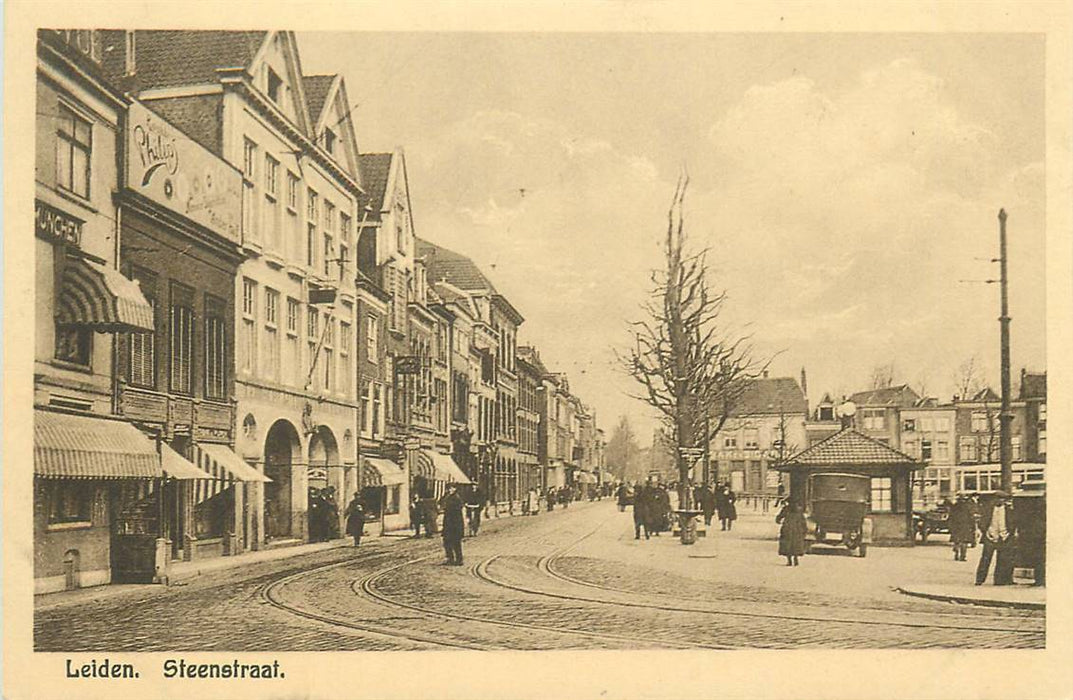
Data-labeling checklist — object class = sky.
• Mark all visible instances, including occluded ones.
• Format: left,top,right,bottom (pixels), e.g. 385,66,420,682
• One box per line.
299,32,1046,444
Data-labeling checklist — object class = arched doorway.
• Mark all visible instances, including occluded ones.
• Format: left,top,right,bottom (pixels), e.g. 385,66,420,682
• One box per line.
264,419,301,540
307,426,340,542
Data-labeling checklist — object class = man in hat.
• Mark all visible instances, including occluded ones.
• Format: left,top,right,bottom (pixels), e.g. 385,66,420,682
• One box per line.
344,493,366,547
975,490,1016,585
441,483,466,566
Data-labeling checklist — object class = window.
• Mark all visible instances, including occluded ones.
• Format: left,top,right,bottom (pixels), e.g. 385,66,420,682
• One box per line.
744,429,759,449
936,440,949,460
902,418,916,432
264,154,280,252
339,321,351,398
361,381,372,436
323,127,336,155
322,317,334,392
366,314,379,362
862,409,886,431
1039,403,1047,422
1011,435,1022,461
1039,429,1046,456
339,212,351,276
869,477,892,513
723,436,737,449
971,411,993,433
263,289,280,380
372,384,382,437
57,104,92,198
169,283,195,394
267,67,282,102
959,436,977,463
307,307,319,389
48,482,92,525
323,232,334,278
55,326,92,367
306,189,318,269
921,439,932,461
935,417,950,433
920,417,934,433
204,295,227,400
241,279,256,374
903,438,919,458
285,298,300,386
126,268,156,388
242,139,258,242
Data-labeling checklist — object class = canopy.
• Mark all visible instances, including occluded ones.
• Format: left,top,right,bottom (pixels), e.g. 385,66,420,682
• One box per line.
422,449,472,484
195,443,271,482
34,409,162,479
161,443,213,480
362,458,408,487
55,258,154,332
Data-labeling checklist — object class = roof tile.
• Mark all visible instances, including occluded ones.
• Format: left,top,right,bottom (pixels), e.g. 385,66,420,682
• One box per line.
784,428,918,467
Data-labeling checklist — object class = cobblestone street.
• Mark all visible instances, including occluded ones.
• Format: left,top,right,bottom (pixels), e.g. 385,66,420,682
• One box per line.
35,501,1044,651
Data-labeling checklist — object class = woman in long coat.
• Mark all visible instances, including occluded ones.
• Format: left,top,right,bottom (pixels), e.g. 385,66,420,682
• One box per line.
717,486,738,531
345,495,365,547
699,485,717,527
948,495,977,562
776,501,807,566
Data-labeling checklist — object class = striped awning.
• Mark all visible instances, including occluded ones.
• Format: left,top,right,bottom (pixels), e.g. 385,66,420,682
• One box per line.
34,409,162,479
362,458,407,487
192,443,270,506
423,449,473,484
55,258,154,332
161,443,213,480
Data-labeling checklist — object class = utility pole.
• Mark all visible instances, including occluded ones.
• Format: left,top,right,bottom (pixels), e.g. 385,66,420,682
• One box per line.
998,209,1013,494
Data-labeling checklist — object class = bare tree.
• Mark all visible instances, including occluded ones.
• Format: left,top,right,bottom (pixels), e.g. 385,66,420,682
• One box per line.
870,362,896,390
622,174,769,518
953,355,984,401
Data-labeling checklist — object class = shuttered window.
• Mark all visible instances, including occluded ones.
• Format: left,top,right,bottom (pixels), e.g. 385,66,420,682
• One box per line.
126,267,156,388
204,294,227,399
169,282,195,394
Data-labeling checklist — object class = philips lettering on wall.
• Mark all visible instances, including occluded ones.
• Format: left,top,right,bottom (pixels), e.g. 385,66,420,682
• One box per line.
126,101,242,244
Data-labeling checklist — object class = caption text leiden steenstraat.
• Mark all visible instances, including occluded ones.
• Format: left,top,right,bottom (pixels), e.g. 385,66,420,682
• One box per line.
65,658,285,680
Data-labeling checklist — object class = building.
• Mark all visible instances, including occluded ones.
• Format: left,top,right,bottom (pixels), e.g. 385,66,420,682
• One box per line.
417,237,524,507
34,30,160,592
1019,370,1047,463
847,384,921,447
779,428,921,544
115,97,259,562
805,392,841,447
122,30,366,547
515,347,543,497
898,399,957,507
953,387,1037,493
708,374,808,494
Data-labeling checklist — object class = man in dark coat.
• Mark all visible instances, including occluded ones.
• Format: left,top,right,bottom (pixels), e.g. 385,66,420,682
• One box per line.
617,483,631,512
976,491,1016,585
344,494,365,547
717,485,738,531
633,483,649,539
465,486,484,536
948,495,977,562
441,484,466,565
776,500,807,566
698,484,717,527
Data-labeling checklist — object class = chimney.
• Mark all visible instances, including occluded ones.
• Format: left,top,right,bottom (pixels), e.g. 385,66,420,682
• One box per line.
800,367,808,398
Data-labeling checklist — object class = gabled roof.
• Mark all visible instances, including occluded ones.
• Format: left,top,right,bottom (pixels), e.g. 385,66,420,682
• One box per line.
302,74,336,123
734,377,807,416
783,428,918,468
849,384,921,408
358,153,394,222
517,345,551,376
126,30,268,92
969,387,1001,403
416,237,497,293
818,393,835,405
1020,372,1047,400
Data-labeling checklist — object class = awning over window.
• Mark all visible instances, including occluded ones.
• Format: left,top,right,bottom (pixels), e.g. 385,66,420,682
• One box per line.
161,443,214,480
195,443,271,483
413,449,437,479
362,458,407,487
422,449,473,484
55,257,154,332
34,409,162,479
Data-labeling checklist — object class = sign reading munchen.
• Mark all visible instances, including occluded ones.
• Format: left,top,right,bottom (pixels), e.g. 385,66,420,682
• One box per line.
126,100,242,244
35,199,83,246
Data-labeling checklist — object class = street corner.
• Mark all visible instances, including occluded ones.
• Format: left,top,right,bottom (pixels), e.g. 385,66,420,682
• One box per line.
896,582,1045,610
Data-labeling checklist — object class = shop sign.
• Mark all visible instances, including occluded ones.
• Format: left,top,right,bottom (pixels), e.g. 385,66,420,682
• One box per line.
126,100,241,244
35,199,83,246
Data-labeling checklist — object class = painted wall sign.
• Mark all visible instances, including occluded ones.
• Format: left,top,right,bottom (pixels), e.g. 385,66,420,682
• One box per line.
126,100,242,244
35,199,83,246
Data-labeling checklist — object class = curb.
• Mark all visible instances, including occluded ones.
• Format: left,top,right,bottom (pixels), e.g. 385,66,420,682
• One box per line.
894,586,1045,611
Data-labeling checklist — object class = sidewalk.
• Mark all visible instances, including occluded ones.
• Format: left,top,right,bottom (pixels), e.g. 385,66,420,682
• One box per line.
895,582,1045,610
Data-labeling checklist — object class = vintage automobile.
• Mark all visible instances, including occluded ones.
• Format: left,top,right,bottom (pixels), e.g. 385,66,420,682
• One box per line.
805,472,872,557
912,503,951,542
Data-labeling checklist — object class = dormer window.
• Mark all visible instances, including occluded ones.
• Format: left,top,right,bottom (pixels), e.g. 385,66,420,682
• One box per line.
267,68,283,103
323,128,336,155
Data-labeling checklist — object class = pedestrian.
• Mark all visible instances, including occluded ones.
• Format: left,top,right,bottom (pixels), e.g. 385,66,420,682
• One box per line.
717,485,738,531
422,497,439,538
323,486,340,540
616,482,631,512
975,491,1016,586
699,483,716,527
633,483,649,540
441,483,466,566
948,494,976,562
465,486,484,536
410,495,424,538
776,500,807,566
344,494,365,547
